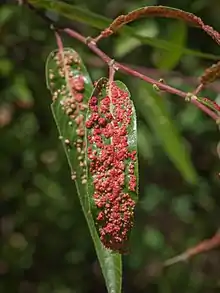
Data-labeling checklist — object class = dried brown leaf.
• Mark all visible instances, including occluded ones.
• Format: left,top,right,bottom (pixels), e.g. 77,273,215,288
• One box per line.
96,6,220,47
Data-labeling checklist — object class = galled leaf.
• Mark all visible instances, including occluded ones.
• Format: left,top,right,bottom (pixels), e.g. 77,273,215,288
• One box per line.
86,78,139,253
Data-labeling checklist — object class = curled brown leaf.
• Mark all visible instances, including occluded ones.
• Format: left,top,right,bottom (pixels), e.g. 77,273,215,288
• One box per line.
95,6,220,46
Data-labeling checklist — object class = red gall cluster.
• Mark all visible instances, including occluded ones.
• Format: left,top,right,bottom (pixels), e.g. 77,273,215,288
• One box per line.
86,82,137,252
49,50,88,184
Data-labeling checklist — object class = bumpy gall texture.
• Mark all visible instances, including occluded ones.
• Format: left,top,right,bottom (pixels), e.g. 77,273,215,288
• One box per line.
86,81,137,252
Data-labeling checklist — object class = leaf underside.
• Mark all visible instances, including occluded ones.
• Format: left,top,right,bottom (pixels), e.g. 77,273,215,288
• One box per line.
46,48,122,293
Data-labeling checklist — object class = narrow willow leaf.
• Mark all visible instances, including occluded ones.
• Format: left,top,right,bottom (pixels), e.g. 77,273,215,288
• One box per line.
137,82,198,185
46,49,122,293
137,122,154,160
29,0,220,60
114,21,158,58
154,21,187,70
86,78,139,253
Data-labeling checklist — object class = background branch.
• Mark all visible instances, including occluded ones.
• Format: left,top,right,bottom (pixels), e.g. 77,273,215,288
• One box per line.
164,232,220,267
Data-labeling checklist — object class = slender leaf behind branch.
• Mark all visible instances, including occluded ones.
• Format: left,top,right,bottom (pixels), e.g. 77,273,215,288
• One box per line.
45,48,122,293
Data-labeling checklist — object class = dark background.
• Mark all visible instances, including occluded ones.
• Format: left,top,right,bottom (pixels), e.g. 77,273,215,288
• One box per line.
1,0,220,292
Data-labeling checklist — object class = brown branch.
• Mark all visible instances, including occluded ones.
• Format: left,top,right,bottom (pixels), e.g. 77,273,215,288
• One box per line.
100,63,220,93
62,28,219,121
93,6,220,47
164,232,220,267
23,2,220,122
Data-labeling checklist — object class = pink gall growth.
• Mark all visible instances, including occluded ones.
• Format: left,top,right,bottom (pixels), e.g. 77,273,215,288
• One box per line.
86,80,138,253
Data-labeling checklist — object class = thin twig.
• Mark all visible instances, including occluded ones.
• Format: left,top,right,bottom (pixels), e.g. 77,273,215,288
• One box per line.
193,84,204,96
62,28,219,120
107,59,117,117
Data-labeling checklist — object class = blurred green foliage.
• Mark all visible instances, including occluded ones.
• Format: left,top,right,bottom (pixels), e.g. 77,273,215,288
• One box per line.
1,0,220,292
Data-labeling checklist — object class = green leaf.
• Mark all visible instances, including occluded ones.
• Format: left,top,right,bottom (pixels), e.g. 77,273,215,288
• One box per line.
46,49,122,293
28,0,220,60
114,20,158,58
137,122,154,160
0,6,14,25
154,21,187,70
137,82,198,185
85,78,139,253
